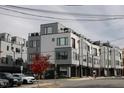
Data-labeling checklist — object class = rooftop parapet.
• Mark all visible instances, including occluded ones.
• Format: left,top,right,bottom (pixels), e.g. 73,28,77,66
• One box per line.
28,32,40,37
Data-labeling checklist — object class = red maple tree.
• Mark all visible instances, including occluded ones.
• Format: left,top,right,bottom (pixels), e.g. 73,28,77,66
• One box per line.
30,54,50,78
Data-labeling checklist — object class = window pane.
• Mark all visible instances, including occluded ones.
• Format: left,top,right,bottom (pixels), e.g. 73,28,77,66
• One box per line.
57,37,68,46
33,41,36,47
47,27,52,34
57,38,59,46
44,28,47,34
56,51,68,60
36,40,40,47
7,46,9,51
72,38,75,48
65,37,68,45
60,38,65,45
29,41,33,47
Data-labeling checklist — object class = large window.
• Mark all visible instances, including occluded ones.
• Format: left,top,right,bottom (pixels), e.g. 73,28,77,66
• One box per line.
87,45,90,51
29,40,33,47
29,40,40,48
93,48,97,56
72,38,75,48
33,40,36,47
16,48,20,53
57,37,68,46
116,61,119,65
45,27,53,34
83,55,87,62
7,46,9,51
56,51,68,60
120,52,122,59
73,52,79,60
36,40,40,47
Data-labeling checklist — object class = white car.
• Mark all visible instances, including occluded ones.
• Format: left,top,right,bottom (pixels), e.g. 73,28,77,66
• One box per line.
13,74,36,84
0,79,9,88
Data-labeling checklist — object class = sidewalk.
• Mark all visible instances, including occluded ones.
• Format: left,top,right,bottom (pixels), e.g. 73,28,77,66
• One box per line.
18,82,61,88
66,76,124,81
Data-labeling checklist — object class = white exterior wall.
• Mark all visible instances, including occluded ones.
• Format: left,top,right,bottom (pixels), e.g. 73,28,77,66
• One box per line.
0,41,27,63
70,33,80,65
84,39,93,67
92,44,100,68
41,33,71,64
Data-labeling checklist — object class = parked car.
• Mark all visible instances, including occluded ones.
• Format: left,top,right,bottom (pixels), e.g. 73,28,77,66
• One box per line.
12,75,23,86
13,73,36,84
0,78,9,88
44,70,56,79
0,72,22,87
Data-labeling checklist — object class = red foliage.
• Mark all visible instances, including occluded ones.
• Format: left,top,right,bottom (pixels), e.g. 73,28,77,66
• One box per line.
30,54,50,74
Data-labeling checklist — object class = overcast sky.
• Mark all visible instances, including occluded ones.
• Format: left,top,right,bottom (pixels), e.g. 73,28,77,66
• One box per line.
0,5,124,48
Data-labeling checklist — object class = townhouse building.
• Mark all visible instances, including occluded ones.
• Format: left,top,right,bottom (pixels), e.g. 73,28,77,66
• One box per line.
0,33,27,72
28,22,123,78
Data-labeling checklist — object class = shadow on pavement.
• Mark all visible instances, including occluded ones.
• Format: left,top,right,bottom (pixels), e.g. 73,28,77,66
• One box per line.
67,84,124,88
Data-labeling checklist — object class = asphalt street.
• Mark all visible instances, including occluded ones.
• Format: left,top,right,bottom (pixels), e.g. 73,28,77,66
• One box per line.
41,77,124,88
17,77,124,88
60,78,124,88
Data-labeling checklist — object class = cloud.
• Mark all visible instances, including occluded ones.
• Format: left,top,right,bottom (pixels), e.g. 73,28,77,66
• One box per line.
0,5,124,48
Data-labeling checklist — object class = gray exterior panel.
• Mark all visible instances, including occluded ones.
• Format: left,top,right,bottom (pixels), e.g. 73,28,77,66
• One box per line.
55,47,72,65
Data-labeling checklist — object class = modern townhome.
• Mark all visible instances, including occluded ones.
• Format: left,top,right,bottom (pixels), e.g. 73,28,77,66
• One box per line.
0,33,27,72
121,49,124,76
28,22,123,78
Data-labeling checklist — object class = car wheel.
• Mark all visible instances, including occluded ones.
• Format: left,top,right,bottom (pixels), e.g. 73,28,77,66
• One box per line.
17,83,22,86
23,80,27,84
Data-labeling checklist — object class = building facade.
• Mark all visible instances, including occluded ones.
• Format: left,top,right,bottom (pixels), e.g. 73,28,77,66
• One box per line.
0,33,27,72
28,22,123,77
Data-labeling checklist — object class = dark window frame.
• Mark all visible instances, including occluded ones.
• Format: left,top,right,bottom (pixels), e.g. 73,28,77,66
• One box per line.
72,38,75,49
57,37,68,46
56,51,68,60
7,46,9,51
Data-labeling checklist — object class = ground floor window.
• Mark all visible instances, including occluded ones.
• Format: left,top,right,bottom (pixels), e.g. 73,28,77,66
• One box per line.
56,51,68,60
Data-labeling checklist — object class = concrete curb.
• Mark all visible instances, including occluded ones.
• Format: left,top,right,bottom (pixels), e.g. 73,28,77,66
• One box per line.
18,83,55,88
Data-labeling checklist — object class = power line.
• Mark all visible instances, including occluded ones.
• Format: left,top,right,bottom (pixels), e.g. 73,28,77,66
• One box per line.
5,5,124,17
0,6,124,21
0,12,56,21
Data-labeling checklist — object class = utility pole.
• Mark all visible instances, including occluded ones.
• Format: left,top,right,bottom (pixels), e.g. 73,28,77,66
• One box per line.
87,51,89,76
92,55,94,76
79,39,82,77
107,44,109,77
21,44,24,74
13,51,15,65
91,44,94,77
99,43,102,77
0,50,2,63
113,47,116,76
54,51,57,84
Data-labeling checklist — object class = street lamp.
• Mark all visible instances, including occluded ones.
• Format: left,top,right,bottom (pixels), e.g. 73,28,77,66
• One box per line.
79,39,83,78
20,43,24,74
11,44,15,65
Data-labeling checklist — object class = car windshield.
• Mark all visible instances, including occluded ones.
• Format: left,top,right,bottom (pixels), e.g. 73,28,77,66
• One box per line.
14,74,26,77
5,73,13,78
13,75,19,77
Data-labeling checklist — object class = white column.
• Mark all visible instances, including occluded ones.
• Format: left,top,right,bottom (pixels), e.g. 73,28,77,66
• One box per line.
114,69,117,76
104,69,107,76
67,66,71,78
